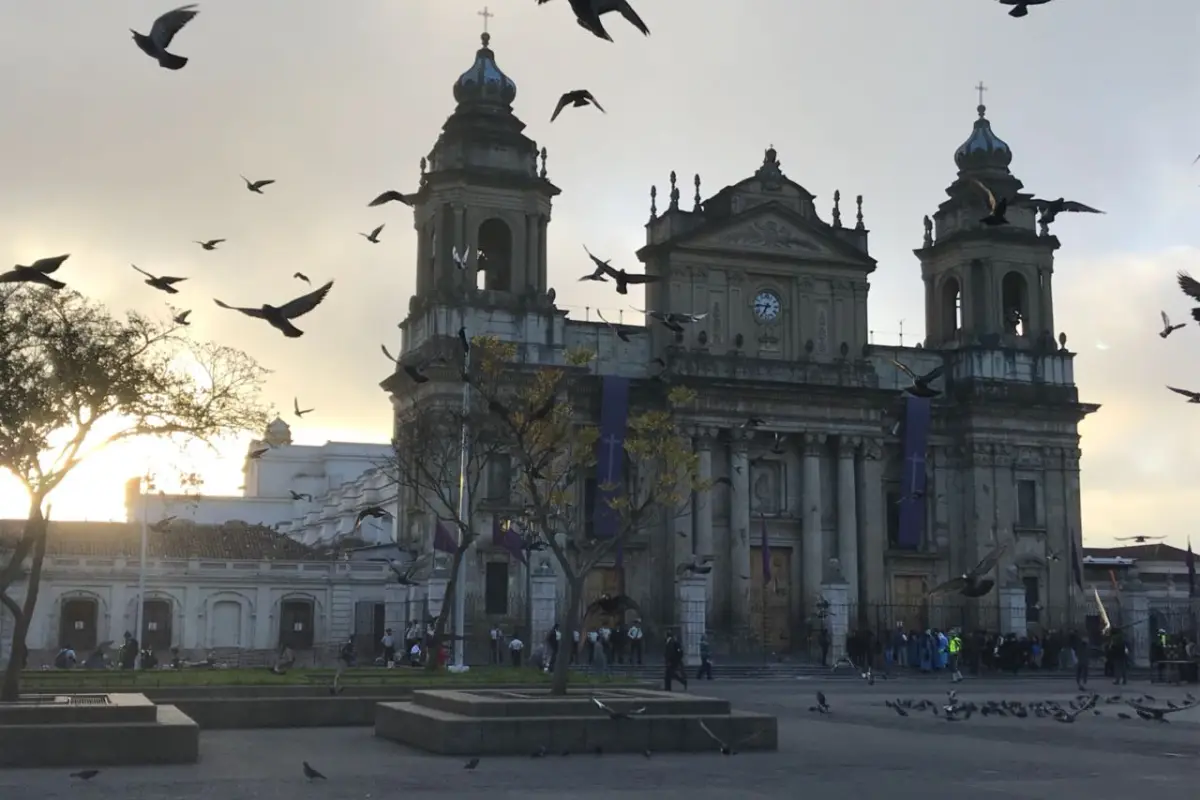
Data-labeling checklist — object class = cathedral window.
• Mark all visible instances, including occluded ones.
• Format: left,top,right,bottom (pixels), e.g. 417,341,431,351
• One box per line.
477,218,513,292
885,488,901,547
940,276,962,338
1016,479,1039,528
1001,271,1029,337
485,453,513,504
485,561,509,615
1023,576,1040,623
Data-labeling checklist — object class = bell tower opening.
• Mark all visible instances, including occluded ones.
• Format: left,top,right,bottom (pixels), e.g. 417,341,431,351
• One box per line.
477,218,513,292
939,276,962,340
1001,271,1029,337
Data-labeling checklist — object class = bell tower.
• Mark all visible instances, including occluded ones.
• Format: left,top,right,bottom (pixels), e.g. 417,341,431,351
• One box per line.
915,87,1059,352
409,30,560,306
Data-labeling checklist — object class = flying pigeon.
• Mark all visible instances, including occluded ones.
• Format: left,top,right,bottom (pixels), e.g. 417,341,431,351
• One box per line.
675,556,713,577
891,359,944,398
697,720,760,755
294,272,310,284
293,397,313,418
927,543,1007,598
148,516,176,533
248,447,270,459
131,4,199,70
596,310,642,343
0,254,70,289
241,176,275,194
579,245,660,295
369,190,417,208
970,179,1010,226
195,239,224,251
1159,311,1185,338
69,769,100,780
213,280,334,338
590,696,647,720
132,264,186,294
464,758,480,770
172,309,192,325
360,224,384,244
635,308,707,333
387,553,434,587
354,505,393,529
538,0,650,41
1177,272,1200,321
1166,386,1200,404
1018,196,1104,226
998,0,1054,18
289,490,312,502
452,246,481,271
551,90,605,122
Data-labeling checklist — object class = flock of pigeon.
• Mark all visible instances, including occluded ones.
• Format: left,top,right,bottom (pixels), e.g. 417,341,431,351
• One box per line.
879,688,1199,725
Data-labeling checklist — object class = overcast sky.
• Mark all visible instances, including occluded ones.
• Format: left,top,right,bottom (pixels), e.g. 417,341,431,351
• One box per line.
0,1,1197,548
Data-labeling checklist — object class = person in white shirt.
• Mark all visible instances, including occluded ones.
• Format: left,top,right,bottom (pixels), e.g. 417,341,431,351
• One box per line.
508,635,524,667
586,629,599,664
409,641,422,667
490,625,504,664
627,621,644,665
380,629,396,667
571,629,580,664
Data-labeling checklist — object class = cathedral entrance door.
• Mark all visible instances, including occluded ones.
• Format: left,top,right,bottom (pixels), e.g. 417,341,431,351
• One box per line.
890,575,929,631
750,546,792,653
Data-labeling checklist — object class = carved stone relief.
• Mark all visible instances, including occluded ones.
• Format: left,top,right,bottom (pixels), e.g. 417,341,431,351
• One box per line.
718,219,821,251
815,305,830,355
710,298,724,345
751,460,784,514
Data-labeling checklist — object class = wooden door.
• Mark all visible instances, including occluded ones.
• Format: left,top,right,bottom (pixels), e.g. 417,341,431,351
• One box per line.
59,598,98,651
141,599,172,651
751,546,792,652
891,575,928,631
279,600,315,650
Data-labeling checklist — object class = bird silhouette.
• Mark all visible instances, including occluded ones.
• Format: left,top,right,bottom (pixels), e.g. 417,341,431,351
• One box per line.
172,309,192,326
241,176,275,194
1177,272,1200,321
213,281,334,338
551,90,605,122
998,0,1054,18
891,359,944,398
69,769,100,781
131,4,199,70
387,553,434,587
294,272,310,284
354,505,393,529
579,245,661,295
927,543,1007,598
676,556,713,577
369,190,417,207
132,265,186,294
302,761,325,780
289,490,312,502
360,224,385,243
635,308,707,333
148,516,176,533
970,179,1010,226
1018,196,1103,226
1166,386,1200,404
463,758,480,770
697,720,760,755
539,0,650,41
293,397,314,418
195,239,225,251
248,447,270,460
0,254,70,289
1160,311,1185,338
596,310,642,343
590,696,647,720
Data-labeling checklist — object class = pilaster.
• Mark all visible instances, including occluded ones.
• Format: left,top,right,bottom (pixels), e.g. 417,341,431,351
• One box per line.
530,567,558,650
835,436,860,606
691,427,718,622
801,432,826,607
857,439,886,609
729,428,753,631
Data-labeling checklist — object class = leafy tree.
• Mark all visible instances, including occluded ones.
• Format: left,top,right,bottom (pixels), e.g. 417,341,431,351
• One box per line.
0,286,271,700
382,336,514,670
472,346,703,694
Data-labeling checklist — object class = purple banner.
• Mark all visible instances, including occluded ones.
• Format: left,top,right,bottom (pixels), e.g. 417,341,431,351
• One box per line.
594,376,631,566
897,394,931,550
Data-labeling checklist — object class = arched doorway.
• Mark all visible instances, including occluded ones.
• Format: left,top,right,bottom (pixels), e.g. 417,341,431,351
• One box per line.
1001,271,1029,336
279,598,315,650
477,218,513,292
939,276,962,339
59,598,98,651
141,598,173,651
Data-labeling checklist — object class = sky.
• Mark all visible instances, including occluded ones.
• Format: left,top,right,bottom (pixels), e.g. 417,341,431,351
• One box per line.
0,0,1197,548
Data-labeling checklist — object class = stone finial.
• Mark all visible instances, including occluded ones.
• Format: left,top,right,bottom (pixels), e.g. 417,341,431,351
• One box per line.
855,194,865,230
669,171,679,209
649,185,657,220
693,173,702,211
263,417,292,447
539,147,548,178
832,190,842,228
923,215,933,247
419,156,427,177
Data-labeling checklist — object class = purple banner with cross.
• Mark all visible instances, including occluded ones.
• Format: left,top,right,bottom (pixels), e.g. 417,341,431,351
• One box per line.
897,394,931,550
593,376,631,565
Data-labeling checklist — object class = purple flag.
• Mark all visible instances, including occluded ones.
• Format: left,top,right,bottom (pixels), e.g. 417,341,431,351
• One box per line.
594,376,631,568
492,516,527,566
896,395,931,550
761,516,771,583
433,521,458,554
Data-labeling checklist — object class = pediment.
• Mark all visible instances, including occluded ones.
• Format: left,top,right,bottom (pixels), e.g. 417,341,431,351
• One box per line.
686,208,873,266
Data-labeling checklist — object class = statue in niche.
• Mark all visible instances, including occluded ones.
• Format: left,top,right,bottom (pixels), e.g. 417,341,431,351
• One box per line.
752,464,779,513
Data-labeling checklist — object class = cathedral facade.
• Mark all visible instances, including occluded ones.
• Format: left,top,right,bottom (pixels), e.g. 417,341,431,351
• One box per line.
384,31,1098,652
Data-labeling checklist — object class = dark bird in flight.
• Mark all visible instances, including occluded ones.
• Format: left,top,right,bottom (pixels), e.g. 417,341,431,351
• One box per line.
634,308,707,334
1020,196,1104,226
172,309,192,326
1167,386,1200,404
580,245,660,295
132,265,186,294
998,0,1054,18
289,490,312,502
390,349,446,385
1115,535,1165,543
697,720,760,755
148,516,176,533
294,272,310,284
195,239,224,251
213,280,334,338
360,224,385,244
591,696,647,720
69,769,100,781
551,90,605,122
248,447,270,459
354,505,393,529
583,593,641,624
0,254,70,289
464,758,480,770
1159,311,1185,339
539,0,650,41
971,179,1010,226
369,190,417,208
676,556,713,577
891,359,945,398
927,543,1007,599
241,176,275,194
131,4,199,70
458,326,471,354
596,310,642,343
387,553,434,587
1177,272,1200,321
302,761,325,781
293,397,314,418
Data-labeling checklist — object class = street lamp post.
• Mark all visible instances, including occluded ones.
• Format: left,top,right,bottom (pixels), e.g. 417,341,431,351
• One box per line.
134,473,152,669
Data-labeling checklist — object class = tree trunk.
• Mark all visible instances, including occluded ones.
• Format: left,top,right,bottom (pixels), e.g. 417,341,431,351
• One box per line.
0,504,48,702
425,544,468,672
550,575,584,696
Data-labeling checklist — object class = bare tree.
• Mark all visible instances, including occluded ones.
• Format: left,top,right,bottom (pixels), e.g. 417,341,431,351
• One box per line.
0,286,271,700
472,348,703,694
381,337,515,670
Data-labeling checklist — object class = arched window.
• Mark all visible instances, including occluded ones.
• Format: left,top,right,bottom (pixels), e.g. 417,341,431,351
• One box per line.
477,218,513,292
1001,271,1030,337
279,598,315,650
940,276,962,338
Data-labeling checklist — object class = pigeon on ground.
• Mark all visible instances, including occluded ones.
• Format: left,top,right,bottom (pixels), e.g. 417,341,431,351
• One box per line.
302,761,325,780
69,769,100,780
293,397,313,418
891,359,944,398
241,176,275,194
195,239,224,250
369,190,417,207
0,254,70,289
579,245,661,295
131,4,199,70
997,0,1054,18
132,265,186,294
971,179,1010,226
212,280,334,338
551,90,605,122
927,542,1007,598
360,224,384,244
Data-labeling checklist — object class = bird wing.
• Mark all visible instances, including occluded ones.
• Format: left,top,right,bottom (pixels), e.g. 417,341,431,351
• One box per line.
160,276,187,285
149,4,199,49
969,178,996,210
1166,385,1200,399
925,576,968,598
211,239,226,245
891,359,918,381
1178,271,1200,301
969,542,1007,579
213,298,267,319
253,179,276,189
582,245,615,277
584,91,606,112
404,553,435,580
277,281,334,320
1092,587,1112,633
293,398,301,415
371,224,385,238
381,344,398,362
697,720,727,748
368,190,407,207
131,264,155,279
30,254,69,274
1060,201,1103,214
921,364,946,383
550,94,571,122
615,0,651,34
177,310,191,322
1161,310,1170,328
619,273,658,285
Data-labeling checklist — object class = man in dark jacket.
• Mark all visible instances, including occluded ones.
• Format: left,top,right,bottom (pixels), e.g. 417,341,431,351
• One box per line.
664,632,688,691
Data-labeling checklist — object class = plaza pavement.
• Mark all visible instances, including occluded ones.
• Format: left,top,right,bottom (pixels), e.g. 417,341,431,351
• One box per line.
0,677,1194,799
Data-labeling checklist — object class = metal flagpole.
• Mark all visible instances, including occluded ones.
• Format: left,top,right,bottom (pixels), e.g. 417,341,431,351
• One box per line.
134,474,150,669
452,314,472,668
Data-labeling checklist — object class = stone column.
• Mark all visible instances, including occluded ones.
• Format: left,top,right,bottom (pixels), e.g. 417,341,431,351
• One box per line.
675,433,696,566
820,575,850,665
857,440,886,609
530,565,558,649
425,577,448,621
836,436,860,606
801,433,826,607
694,428,716,620
677,575,707,667
729,429,753,631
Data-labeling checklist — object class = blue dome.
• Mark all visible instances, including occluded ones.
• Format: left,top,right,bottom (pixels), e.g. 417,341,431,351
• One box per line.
954,105,1012,172
453,33,516,108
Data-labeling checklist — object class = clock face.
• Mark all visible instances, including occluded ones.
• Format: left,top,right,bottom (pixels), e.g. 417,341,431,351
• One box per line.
753,291,782,322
